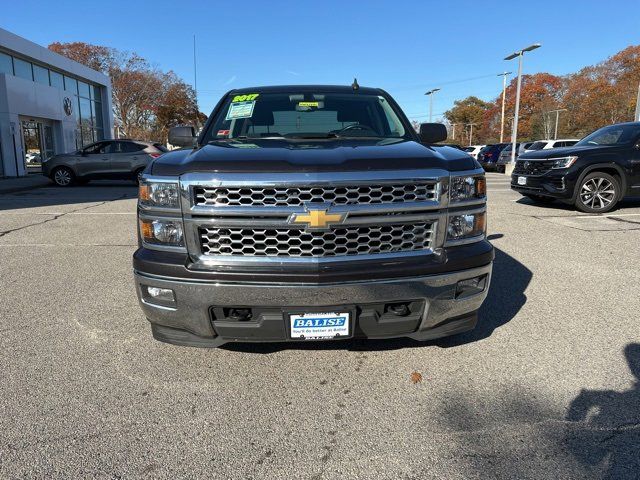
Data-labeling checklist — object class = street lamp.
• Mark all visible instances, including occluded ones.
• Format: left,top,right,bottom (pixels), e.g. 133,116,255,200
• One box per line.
497,71,512,143
548,108,567,139
425,88,441,122
504,43,541,172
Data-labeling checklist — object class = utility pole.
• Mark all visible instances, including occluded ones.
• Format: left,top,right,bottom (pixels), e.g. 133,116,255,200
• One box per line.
497,72,512,143
504,43,542,174
467,123,477,146
451,123,457,140
635,82,640,121
193,35,198,127
425,88,441,122
548,108,567,139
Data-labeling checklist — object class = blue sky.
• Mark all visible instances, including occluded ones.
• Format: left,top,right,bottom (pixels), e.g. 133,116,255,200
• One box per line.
2,0,639,121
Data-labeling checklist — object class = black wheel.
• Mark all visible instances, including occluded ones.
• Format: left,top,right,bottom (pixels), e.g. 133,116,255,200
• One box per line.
52,167,75,187
524,194,556,204
574,172,620,213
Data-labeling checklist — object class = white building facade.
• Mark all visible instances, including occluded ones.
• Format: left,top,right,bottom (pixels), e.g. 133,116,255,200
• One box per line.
0,28,113,177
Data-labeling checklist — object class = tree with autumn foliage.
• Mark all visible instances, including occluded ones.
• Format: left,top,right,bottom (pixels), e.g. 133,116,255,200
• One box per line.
48,42,205,142
443,96,491,145
445,45,640,145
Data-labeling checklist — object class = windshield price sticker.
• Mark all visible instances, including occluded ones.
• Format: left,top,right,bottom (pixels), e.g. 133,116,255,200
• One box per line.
232,93,259,103
226,100,256,120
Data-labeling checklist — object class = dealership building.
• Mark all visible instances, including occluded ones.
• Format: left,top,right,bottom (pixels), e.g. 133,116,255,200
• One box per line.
0,27,113,177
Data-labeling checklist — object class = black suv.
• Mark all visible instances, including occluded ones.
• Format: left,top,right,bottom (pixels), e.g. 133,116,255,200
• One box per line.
511,122,640,213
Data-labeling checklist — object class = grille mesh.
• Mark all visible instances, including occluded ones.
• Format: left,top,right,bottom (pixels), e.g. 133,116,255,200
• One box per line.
194,183,437,207
199,223,434,257
513,160,556,175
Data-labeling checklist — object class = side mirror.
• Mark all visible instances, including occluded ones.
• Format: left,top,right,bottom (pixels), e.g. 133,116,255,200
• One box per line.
168,126,197,147
419,123,447,144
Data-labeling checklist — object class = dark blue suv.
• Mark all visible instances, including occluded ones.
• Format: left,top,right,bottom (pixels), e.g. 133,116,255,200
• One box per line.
478,143,510,171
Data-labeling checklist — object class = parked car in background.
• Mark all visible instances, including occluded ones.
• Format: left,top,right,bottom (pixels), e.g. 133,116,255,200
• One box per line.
42,139,168,186
518,142,535,155
496,143,520,172
463,145,486,160
528,139,579,151
25,152,41,164
477,143,509,171
511,122,640,213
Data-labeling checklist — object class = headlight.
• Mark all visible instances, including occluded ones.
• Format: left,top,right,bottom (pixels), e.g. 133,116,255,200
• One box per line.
447,211,486,242
140,218,184,247
450,175,486,202
139,180,180,209
551,156,578,169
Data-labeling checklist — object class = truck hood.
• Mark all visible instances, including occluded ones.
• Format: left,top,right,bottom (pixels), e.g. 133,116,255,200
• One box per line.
150,138,478,176
519,144,620,159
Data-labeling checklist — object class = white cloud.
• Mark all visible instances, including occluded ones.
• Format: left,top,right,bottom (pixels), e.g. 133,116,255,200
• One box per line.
223,75,237,86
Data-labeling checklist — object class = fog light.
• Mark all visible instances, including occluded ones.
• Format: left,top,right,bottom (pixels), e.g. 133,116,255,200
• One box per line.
142,285,175,305
455,275,487,299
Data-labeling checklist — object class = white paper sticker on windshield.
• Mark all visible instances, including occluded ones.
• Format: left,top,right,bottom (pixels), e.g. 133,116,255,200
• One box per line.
226,100,255,120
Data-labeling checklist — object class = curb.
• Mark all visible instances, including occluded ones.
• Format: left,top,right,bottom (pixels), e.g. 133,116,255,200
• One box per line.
0,179,53,195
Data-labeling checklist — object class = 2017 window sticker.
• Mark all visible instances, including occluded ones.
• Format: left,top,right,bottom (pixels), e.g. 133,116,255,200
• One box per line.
226,100,256,120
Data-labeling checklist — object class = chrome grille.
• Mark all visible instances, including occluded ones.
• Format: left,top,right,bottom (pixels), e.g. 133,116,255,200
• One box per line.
198,222,434,258
194,183,438,207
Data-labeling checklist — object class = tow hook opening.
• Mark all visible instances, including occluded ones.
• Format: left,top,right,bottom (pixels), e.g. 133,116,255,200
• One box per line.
224,308,253,321
386,303,411,317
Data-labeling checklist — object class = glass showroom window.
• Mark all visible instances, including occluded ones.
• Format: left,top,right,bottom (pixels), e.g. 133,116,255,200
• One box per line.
49,71,64,89
14,58,33,80
33,64,49,85
0,52,13,75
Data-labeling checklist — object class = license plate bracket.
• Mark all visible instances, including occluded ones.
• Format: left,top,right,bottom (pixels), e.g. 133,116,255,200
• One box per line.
286,307,354,340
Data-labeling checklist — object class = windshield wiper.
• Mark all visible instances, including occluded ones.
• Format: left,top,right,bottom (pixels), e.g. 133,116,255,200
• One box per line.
285,133,340,139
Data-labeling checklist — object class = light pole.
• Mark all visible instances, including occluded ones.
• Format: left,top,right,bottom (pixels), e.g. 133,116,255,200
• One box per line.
634,82,640,121
548,108,567,139
504,43,541,173
425,88,441,122
497,71,512,143
467,123,477,146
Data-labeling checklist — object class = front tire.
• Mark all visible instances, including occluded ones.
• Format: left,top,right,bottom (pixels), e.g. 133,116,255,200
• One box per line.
52,167,75,187
575,172,620,213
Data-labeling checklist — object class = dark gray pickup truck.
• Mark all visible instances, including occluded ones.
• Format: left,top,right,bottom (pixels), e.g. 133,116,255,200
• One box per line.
133,85,493,347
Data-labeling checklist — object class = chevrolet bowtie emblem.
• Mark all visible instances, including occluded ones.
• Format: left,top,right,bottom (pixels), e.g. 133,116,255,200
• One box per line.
290,208,345,230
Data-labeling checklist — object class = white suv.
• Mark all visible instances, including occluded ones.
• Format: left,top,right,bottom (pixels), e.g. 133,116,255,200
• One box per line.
463,145,486,160
528,139,579,150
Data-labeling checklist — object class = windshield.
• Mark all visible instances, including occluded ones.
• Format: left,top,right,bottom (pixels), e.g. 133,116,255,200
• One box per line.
203,91,407,141
576,124,640,146
529,141,548,150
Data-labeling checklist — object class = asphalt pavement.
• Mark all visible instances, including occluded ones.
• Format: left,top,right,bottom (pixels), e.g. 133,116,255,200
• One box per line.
0,175,639,479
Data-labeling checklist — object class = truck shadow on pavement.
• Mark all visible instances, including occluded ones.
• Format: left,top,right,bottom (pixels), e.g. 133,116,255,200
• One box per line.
563,343,640,479
430,344,640,479
223,243,531,353
0,182,138,212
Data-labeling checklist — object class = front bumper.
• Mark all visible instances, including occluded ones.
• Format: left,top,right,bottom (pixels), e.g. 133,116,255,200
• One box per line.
510,171,576,199
134,263,493,347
